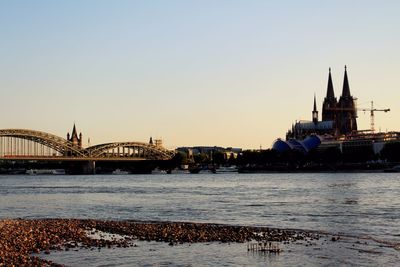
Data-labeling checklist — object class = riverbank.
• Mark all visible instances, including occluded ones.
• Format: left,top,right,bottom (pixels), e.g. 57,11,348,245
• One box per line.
238,162,400,173
0,218,324,266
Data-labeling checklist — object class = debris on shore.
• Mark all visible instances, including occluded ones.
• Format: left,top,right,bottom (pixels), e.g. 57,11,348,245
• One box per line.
247,242,282,253
0,219,321,266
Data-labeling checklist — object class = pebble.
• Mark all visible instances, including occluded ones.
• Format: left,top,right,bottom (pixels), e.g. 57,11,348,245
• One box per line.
0,219,321,266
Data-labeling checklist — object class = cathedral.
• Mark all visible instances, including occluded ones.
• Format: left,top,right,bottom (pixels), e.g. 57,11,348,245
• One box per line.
286,66,358,140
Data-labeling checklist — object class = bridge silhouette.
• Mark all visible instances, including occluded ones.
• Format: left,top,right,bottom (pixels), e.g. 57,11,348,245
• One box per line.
0,127,175,174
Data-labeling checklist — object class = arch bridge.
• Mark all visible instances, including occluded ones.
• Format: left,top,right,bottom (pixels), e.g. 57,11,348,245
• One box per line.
0,129,175,161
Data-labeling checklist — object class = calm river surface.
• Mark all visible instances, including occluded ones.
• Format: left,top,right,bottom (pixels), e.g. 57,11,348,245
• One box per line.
1,173,399,266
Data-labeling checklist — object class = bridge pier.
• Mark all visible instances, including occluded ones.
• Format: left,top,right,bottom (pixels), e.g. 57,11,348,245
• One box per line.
87,160,96,174
64,160,96,175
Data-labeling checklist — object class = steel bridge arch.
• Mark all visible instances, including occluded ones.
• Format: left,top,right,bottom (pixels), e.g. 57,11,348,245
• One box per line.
0,129,86,156
85,142,175,160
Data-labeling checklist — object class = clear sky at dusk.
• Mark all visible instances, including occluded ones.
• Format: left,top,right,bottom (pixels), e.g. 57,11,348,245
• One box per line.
1,1,399,149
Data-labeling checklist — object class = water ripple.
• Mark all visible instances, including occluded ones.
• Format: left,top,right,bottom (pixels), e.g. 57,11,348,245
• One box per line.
0,173,399,244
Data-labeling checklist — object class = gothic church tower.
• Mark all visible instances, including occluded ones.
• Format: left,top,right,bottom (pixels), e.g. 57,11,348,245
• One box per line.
67,123,83,149
337,66,358,135
322,68,337,122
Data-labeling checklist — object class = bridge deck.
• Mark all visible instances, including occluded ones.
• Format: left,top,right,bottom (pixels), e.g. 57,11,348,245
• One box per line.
0,156,148,161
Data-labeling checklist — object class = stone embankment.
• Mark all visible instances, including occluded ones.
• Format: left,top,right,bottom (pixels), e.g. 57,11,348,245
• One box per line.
0,219,321,266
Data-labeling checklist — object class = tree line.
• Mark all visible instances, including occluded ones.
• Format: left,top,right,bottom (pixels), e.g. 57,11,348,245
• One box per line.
170,142,400,170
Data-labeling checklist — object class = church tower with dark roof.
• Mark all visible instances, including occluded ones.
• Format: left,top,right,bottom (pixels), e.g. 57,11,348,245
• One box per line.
337,66,358,135
67,123,83,149
322,68,337,122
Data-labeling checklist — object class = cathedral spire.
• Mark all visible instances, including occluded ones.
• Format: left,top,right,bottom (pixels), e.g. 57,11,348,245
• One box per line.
322,67,337,122
313,93,317,112
342,65,351,98
337,65,358,135
71,123,78,139
326,67,335,99
312,94,318,124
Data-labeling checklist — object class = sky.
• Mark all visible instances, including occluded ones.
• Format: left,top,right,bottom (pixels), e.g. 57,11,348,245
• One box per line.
1,0,399,149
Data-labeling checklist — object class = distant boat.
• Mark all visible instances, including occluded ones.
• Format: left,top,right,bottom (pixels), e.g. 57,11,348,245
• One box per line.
151,168,168,174
112,169,129,175
26,169,65,175
216,166,238,173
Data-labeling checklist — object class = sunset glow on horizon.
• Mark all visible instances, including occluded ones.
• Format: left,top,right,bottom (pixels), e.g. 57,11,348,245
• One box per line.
1,1,399,149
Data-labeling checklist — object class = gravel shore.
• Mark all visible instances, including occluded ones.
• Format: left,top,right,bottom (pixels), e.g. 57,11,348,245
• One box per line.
0,219,321,266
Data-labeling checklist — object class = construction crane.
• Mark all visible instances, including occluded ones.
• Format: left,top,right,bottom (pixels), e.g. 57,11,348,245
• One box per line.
326,101,390,133
360,101,390,133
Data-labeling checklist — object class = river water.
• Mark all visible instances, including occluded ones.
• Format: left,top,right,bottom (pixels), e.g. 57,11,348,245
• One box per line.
1,173,399,266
